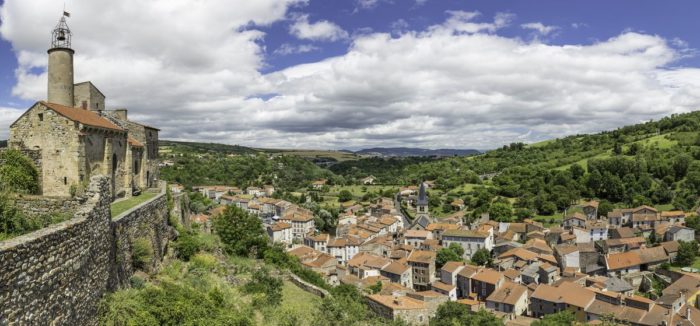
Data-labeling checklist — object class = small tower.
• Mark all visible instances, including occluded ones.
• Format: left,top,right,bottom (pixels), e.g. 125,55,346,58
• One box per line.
416,182,429,219
47,13,74,107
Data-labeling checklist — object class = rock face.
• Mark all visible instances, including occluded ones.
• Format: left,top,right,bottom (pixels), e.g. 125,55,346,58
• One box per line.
0,176,173,326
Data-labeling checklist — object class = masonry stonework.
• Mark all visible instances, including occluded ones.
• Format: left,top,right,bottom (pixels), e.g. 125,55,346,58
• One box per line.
0,176,173,326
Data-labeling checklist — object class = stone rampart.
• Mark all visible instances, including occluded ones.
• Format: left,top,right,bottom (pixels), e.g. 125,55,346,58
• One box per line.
0,177,173,325
0,176,112,326
110,183,172,289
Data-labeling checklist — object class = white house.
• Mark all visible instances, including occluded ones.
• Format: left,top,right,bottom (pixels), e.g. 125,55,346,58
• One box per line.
442,228,494,259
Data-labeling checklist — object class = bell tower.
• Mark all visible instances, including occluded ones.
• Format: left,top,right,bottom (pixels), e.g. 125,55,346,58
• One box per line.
47,13,74,107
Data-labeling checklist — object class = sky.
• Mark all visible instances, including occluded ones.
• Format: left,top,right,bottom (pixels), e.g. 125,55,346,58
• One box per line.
1,0,700,150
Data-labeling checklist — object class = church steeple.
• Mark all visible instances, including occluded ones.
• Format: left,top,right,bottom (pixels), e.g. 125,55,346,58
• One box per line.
47,12,75,107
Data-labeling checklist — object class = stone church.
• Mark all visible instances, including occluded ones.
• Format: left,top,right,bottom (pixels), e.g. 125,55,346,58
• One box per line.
8,14,159,199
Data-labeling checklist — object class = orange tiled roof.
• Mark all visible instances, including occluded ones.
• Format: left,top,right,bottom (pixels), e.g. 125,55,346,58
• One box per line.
42,101,124,132
127,137,144,148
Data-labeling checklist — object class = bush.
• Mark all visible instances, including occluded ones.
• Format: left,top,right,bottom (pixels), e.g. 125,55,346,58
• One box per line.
129,275,146,289
189,253,218,272
132,238,154,271
213,206,268,258
175,232,202,261
243,267,283,306
0,149,39,194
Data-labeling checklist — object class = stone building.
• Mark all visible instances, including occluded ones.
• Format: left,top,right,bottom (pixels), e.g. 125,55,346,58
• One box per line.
8,14,159,199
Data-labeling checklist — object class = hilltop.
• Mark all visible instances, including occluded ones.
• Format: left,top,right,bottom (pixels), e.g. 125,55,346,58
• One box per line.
350,147,480,157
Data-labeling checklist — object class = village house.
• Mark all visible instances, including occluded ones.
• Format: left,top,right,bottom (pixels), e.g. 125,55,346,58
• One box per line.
328,236,362,265
665,225,695,242
404,230,433,248
485,281,529,316
380,261,413,289
279,207,315,240
408,250,437,291
366,294,432,325
472,269,505,301
304,233,330,252
581,200,599,219
442,228,494,260
267,222,292,245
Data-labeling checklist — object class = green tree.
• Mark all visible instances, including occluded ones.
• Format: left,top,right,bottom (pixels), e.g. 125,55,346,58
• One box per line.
676,241,699,267
436,243,464,268
338,190,353,202
531,310,575,326
174,231,202,261
430,302,503,326
243,267,283,306
471,248,492,267
488,202,512,222
0,149,39,194
213,206,268,257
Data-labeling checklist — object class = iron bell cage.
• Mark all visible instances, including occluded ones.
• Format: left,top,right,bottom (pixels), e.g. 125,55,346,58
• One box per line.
51,16,71,49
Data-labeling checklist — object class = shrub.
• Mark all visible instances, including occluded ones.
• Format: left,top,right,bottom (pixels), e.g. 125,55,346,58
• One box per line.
0,149,39,194
175,232,202,261
132,238,154,271
189,253,218,272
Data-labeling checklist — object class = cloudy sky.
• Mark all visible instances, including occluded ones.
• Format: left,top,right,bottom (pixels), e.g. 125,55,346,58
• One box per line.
1,0,699,150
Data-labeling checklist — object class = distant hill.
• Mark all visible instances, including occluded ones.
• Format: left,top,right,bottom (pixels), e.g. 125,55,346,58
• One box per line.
352,147,480,157
159,140,257,155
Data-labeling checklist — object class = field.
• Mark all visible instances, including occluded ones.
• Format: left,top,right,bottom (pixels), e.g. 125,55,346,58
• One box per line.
260,149,360,162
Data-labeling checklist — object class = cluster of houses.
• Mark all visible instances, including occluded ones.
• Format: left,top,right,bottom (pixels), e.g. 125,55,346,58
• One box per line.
177,180,700,325
273,192,700,325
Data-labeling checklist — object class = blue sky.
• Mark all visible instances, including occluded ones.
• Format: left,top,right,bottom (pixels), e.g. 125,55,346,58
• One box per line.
0,0,699,149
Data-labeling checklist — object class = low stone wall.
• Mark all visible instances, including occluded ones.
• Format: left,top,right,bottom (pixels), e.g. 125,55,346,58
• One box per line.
287,273,330,298
0,178,173,325
12,195,85,218
110,183,172,289
0,176,112,326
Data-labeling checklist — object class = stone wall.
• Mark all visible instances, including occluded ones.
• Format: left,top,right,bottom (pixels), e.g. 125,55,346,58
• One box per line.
287,273,330,298
110,183,172,289
0,177,173,325
171,192,191,229
12,195,85,218
0,176,112,326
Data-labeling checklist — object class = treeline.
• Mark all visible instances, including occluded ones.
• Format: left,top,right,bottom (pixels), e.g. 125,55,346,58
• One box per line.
160,154,335,192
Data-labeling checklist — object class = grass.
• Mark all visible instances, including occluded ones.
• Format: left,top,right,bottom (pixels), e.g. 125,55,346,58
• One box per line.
554,151,611,171
275,281,322,325
111,192,158,217
631,133,677,149
327,185,399,196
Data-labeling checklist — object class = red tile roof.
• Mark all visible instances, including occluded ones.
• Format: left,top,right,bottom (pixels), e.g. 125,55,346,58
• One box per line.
42,101,124,132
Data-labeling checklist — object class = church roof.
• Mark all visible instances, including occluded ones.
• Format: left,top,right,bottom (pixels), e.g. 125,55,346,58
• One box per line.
127,137,144,148
417,182,428,206
40,101,124,132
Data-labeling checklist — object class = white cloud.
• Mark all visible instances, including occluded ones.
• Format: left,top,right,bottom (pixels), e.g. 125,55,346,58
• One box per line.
430,11,514,35
289,14,348,42
521,22,559,36
273,43,319,55
1,4,699,150
0,107,23,139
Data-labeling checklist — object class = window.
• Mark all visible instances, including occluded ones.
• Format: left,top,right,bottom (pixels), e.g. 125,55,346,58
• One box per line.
63,177,67,185
38,113,43,121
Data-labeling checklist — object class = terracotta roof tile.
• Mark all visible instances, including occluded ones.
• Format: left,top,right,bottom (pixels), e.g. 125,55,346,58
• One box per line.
42,101,124,132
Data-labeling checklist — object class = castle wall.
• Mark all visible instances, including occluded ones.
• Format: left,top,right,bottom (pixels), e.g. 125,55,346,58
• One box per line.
110,184,171,289
0,177,172,325
12,195,85,218
0,176,112,326
9,103,81,197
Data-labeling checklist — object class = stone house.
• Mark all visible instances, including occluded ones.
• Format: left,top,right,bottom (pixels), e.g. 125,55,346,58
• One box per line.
660,210,686,225
366,295,431,325
408,250,437,291
455,265,479,299
380,261,413,289
279,208,315,240
562,213,587,229
328,236,362,265
430,281,457,301
665,226,695,242
485,281,529,316
581,200,599,219
604,251,641,277
471,269,504,301
529,282,595,321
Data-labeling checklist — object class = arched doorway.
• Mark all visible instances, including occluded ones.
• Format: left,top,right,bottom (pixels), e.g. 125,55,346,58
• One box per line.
112,153,117,199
